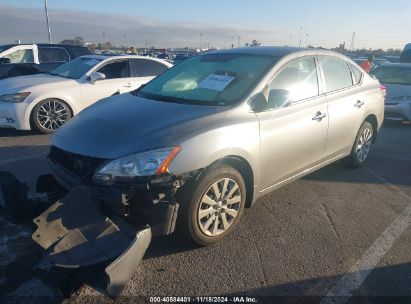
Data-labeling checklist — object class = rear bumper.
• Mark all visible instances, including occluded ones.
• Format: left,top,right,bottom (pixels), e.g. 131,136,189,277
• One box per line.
385,102,411,121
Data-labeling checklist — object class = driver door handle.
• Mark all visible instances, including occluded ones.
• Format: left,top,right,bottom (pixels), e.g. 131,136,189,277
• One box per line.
312,111,326,121
123,83,132,88
354,100,365,108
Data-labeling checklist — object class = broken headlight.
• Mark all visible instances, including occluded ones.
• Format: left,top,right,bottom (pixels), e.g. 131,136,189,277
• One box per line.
92,146,181,185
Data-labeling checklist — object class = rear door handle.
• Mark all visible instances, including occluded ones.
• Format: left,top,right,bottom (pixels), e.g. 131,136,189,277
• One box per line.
354,100,365,108
312,111,326,121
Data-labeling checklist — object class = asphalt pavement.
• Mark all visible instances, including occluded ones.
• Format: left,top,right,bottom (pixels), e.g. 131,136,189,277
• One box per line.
0,121,410,304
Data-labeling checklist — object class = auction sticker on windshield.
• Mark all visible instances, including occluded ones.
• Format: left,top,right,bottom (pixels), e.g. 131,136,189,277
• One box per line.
199,74,235,91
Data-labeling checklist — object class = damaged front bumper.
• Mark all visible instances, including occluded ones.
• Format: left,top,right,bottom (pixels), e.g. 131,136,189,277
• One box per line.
32,186,151,297
0,166,194,297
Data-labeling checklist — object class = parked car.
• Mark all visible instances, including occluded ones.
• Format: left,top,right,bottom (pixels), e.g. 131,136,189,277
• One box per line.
371,63,411,121
353,57,390,68
0,43,91,79
0,55,172,133
46,47,384,248
381,55,400,63
172,53,192,65
400,44,411,63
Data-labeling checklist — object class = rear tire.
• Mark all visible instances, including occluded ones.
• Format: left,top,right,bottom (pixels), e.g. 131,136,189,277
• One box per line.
345,121,374,168
177,164,246,246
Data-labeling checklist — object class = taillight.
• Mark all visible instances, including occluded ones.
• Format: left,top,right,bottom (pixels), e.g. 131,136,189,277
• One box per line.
379,85,386,97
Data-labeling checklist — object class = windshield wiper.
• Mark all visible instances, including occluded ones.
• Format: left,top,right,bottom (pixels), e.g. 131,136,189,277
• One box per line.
135,91,190,104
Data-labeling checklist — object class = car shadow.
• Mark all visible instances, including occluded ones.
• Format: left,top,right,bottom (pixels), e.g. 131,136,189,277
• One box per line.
0,129,37,137
222,262,411,303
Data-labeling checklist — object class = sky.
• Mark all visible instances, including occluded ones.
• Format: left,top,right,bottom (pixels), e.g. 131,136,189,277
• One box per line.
0,0,409,50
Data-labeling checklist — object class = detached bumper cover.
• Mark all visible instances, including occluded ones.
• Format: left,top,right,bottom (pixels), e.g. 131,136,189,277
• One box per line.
32,186,152,297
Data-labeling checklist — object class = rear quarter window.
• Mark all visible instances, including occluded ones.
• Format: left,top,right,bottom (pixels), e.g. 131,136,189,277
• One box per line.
130,59,161,77
319,57,353,92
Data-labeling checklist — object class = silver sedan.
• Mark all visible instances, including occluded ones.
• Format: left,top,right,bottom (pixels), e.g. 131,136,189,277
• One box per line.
48,47,385,246
371,63,411,121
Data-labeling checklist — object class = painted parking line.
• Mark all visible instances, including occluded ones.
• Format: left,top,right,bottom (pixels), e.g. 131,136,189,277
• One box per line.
321,168,411,304
0,151,48,166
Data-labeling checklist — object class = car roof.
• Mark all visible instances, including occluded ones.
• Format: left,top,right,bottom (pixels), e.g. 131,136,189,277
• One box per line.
205,46,307,57
79,54,173,65
203,46,349,60
0,43,87,48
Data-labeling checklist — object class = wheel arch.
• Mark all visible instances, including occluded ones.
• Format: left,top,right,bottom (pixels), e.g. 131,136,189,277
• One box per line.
364,114,378,143
208,155,255,208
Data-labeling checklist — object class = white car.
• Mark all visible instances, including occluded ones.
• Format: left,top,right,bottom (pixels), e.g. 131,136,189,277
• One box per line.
0,55,173,133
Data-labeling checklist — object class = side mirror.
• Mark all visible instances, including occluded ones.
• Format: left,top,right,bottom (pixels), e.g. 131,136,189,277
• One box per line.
268,89,291,108
250,92,268,112
89,71,106,84
0,57,11,64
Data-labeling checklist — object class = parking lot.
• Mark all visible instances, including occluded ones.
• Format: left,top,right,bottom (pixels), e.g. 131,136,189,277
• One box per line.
0,121,410,303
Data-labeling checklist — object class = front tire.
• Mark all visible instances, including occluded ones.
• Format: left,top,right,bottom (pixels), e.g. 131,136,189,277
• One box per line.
345,121,374,168
31,99,72,134
178,164,246,246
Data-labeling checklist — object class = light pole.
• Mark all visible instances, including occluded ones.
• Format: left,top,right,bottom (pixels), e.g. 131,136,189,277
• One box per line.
199,33,203,51
298,27,303,47
305,33,309,47
44,0,52,43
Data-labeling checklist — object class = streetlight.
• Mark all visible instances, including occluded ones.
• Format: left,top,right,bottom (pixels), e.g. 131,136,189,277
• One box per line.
298,27,303,47
44,0,52,43
305,33,309,47
199,33,203,51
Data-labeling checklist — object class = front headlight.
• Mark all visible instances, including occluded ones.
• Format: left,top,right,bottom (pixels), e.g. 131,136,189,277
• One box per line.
93,146,181,185
0,92,31,103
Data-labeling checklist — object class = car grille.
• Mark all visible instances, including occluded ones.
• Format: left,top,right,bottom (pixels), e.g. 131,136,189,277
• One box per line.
48,146,107,181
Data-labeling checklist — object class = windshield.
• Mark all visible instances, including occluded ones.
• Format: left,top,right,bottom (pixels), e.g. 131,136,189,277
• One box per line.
49,57,102,79
372,66,411,85
136,54,278,106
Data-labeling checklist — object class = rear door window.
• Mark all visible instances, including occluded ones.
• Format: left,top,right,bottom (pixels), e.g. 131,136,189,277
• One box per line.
130,59,161,77
97,59,130,79
38,47,69,63
319,57,353,92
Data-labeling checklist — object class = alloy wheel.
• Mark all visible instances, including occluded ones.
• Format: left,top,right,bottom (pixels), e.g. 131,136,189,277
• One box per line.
197,177,242,237
36,100,70,131
356,127,373,162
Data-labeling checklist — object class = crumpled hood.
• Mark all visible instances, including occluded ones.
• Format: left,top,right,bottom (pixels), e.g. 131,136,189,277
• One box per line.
51,93,227,159
0,73,76,94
